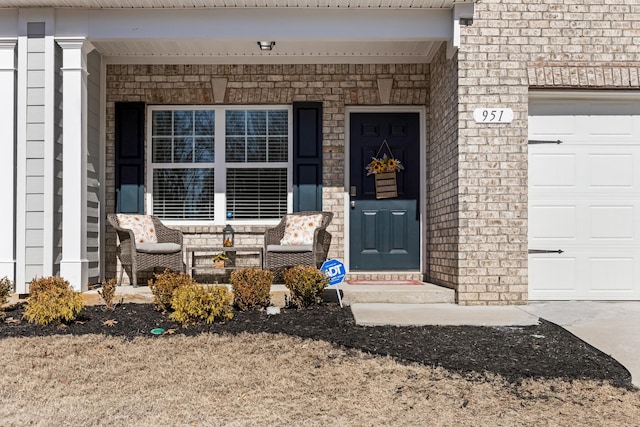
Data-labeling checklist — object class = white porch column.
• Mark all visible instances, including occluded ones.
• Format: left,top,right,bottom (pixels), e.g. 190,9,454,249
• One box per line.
0,39,17,284
58,38,93,291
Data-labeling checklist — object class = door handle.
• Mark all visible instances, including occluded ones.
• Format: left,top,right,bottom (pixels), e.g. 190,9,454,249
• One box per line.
528,249,564,254
351,201,355,209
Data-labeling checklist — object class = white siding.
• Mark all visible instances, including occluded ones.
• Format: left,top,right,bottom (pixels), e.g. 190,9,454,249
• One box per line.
86,50,101,283
24,36,45,282
52,42,62,276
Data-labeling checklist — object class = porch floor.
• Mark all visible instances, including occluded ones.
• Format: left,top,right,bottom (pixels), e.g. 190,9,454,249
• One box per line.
82,281,455,307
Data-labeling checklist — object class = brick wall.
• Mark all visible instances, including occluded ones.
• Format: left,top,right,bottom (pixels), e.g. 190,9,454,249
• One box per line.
105,64,431,283
455,0,640,304
103,1,640,299
427,45,459,292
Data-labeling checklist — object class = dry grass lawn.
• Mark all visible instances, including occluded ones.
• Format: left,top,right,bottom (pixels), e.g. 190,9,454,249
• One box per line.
1,333,638,426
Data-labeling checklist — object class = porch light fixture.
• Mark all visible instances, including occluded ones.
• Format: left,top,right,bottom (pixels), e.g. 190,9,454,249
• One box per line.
257,41,276,51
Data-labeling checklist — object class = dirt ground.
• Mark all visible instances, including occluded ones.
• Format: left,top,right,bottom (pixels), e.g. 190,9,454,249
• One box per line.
1,302,638,426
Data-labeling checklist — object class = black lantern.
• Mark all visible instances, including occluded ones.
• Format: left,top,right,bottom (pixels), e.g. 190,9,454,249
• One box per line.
223,224,235,247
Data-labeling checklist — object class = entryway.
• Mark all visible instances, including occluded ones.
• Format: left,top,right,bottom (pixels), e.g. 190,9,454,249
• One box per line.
348,112,421,271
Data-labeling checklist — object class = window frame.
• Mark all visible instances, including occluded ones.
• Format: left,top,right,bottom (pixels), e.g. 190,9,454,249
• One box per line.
146,105,293,225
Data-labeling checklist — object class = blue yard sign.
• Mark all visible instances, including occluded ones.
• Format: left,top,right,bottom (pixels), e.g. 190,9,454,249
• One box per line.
321,259,346,307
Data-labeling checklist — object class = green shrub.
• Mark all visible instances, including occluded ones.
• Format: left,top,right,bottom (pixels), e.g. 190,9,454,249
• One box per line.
0,276,12,303
230,268,273,311
98,278,118,310
283,266,329,308
0,276,13,315
149,269,196,312
24,277,83,325
169,284,233,326
28,276,70,298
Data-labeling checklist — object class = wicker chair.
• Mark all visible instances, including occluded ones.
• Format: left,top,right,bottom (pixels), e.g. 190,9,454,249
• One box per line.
264,211,333,281
107,214,185,287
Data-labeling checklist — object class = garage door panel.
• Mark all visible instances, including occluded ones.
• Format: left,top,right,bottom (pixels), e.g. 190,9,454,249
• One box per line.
590,206,635,240
590,257,635,293
529,257,576,292
589,154,634,188
586,114,635,137
531,148,639,194
529,249,640,299
531,200,638,246
530,100,640,143
529,205,576,239
529,154,576,188
529,96,640,300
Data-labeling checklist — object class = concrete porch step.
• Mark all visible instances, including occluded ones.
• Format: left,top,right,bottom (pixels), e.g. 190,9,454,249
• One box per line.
81,281,455,307
335,282,455,305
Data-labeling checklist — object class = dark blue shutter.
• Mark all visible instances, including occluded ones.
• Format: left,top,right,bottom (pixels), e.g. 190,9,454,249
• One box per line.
115,102,145,214
293,102,323,212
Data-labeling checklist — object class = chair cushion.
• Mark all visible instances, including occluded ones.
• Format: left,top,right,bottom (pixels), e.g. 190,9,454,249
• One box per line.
279,214,323,246
136,242,181,254
117,214,158,244
267,244,313,253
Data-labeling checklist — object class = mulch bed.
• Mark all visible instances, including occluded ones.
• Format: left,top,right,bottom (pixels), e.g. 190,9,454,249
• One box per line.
0,302,632,388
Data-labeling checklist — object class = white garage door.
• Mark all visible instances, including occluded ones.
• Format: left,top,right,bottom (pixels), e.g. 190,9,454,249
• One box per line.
528,95,640,300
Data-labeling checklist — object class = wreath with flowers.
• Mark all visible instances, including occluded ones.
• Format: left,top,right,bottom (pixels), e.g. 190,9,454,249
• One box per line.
365,153,404,175
365,140,404,176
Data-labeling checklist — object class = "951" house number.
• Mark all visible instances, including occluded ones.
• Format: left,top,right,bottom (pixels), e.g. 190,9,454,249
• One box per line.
473,108,514,123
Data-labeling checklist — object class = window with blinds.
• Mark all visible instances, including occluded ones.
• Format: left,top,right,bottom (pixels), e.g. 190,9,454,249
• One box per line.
225,110,289,219
148,106,291,222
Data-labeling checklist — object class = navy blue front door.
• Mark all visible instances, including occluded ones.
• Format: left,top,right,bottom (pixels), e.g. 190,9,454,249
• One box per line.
349,112,421,270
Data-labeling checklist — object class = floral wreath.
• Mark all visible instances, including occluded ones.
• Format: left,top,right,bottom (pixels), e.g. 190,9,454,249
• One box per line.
365,140,405,176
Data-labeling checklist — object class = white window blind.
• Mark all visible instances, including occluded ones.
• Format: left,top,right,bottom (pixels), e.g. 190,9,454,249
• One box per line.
226,168,287,219
153,168,215,220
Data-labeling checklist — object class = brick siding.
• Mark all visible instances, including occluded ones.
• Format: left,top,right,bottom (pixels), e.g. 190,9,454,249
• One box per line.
427,45,460,293
105,64,431,284
104,0,640,299
455,0,640,304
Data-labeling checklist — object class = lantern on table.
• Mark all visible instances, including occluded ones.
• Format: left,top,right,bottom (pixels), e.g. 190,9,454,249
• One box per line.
223,224,235,247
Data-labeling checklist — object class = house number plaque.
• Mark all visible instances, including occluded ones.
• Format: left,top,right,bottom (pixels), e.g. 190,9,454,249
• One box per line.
473,108,514,123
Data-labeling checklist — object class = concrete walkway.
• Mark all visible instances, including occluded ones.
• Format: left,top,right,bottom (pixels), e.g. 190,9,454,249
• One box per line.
351,301,640,388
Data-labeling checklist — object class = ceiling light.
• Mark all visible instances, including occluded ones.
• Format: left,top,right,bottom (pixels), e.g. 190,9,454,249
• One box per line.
257,41,276,51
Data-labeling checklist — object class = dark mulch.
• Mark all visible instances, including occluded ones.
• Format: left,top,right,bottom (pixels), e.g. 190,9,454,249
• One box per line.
0,302,632,388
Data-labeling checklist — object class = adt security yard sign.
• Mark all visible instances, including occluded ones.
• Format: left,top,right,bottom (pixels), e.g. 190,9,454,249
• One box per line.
321,259,346,307
321,259,346,285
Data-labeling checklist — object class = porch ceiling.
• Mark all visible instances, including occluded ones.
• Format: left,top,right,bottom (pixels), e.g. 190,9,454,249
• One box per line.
0,0,472,8
92,39,445,64
0,1,473,63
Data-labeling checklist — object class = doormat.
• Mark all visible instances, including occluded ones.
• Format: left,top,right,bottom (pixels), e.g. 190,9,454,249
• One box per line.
346,280,424,286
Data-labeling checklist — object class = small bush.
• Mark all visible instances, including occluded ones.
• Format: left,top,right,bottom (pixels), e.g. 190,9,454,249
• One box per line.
149,269,195,312
28,276,70,298
283,266,329,308
0,276,13,315
169,284,233,326
24,277,83,325
230,268,273,311
0,276,12,303
98,278,118,310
